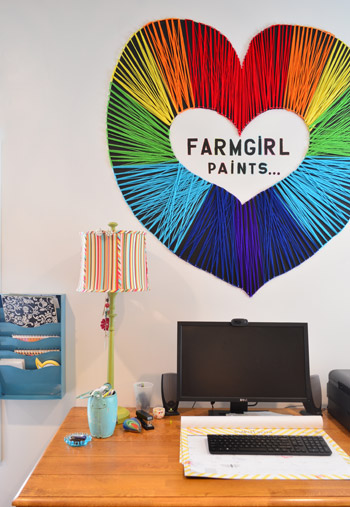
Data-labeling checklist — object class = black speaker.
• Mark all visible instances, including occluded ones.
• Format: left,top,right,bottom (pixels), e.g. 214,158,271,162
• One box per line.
302,374,322,415
161,373,180,416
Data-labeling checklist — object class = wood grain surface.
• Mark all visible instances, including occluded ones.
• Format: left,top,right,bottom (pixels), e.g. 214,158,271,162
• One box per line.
12,407,350,507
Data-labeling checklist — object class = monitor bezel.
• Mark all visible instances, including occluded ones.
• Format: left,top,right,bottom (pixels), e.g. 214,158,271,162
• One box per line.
177,321,313,405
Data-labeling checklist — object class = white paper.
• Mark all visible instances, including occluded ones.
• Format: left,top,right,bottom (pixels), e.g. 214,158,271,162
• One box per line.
180,414,350,479
186,434,350,479
0,358,25,369
181,414,324,429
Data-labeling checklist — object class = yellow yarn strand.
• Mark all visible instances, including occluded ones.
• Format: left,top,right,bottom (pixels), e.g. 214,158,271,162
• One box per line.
305,41,350,125
114,30,174,125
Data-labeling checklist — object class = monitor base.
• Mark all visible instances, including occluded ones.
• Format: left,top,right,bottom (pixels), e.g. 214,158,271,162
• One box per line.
208,401,248,415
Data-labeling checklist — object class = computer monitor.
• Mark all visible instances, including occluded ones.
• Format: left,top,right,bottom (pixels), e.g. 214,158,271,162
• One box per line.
177,320,315,414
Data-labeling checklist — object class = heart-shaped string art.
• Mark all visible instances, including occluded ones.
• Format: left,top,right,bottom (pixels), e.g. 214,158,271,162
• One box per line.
107,20,350,296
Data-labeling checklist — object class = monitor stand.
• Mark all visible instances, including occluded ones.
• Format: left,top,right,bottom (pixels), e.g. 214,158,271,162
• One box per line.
208,401,248,415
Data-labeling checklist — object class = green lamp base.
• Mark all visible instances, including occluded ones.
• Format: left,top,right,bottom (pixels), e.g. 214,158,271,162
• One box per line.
117,406,130,424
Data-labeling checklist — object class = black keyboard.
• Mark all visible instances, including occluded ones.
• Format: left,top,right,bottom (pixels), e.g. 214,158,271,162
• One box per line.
207,434,332,456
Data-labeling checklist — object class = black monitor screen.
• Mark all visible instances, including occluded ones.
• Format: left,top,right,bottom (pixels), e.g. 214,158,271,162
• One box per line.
177,321,310,403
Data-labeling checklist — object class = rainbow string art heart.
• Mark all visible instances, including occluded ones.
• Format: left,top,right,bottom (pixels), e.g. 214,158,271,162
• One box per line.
107,20,350,296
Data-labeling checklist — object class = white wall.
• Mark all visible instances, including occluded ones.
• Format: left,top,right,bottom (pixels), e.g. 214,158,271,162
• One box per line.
0,0,350,505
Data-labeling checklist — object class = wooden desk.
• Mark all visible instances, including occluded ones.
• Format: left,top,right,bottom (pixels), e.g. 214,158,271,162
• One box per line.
13,407,350,507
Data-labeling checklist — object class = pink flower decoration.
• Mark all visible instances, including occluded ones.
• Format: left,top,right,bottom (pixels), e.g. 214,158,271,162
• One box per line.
100,318,109,331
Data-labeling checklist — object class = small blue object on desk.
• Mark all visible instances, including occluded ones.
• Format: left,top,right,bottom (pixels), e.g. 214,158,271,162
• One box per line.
64,433,92,447
123,418,142,433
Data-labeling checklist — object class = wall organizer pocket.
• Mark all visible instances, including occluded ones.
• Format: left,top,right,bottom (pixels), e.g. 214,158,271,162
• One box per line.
0,294,65,399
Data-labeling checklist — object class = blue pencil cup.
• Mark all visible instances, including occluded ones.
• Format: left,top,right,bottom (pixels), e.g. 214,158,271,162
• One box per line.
87,392,118,438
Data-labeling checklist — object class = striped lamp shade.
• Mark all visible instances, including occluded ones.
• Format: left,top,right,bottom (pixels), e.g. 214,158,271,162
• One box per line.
77,230,148,293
